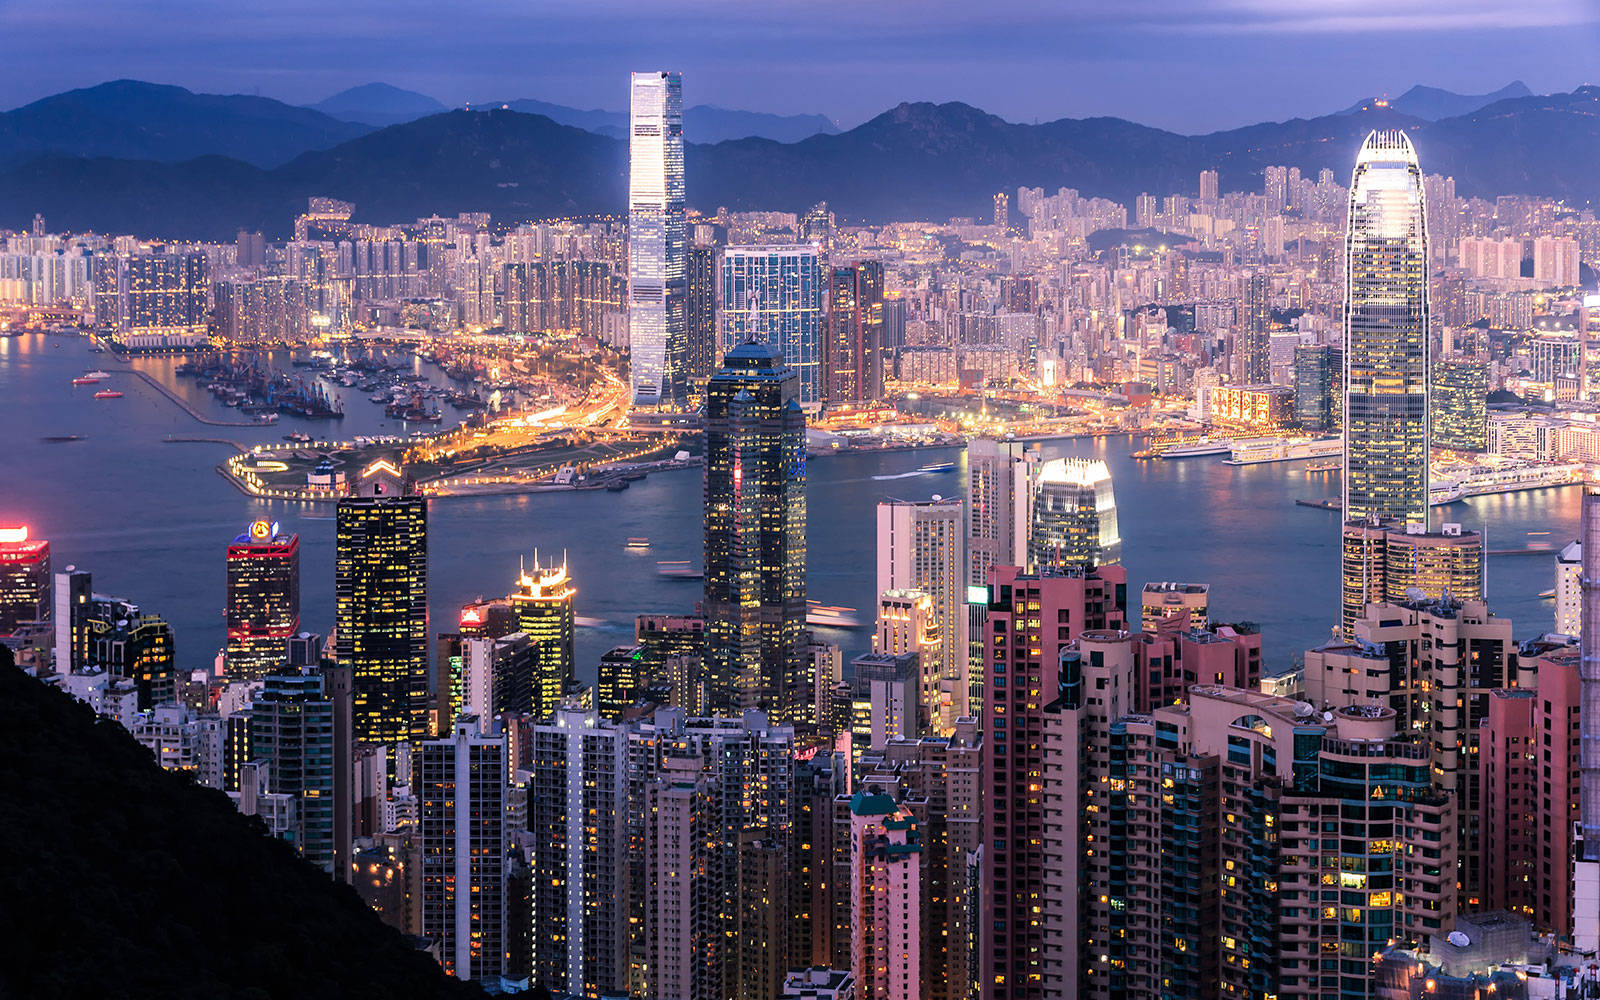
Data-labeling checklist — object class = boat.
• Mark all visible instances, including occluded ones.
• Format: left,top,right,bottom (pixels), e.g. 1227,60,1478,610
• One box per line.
284,431,313,443
1430,461,1585,506
606,480,630,492
93,390,123,399
626,537,651,549
71,375,102,386
83,370,110,379
1224,437,1342,466
657,560,703,580
1304,461,1340,472
805,602,863,629
41,435,84,443
917,461,956,473
1161,438,1233,459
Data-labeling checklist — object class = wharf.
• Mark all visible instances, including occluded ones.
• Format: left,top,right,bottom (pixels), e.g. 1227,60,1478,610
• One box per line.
132,371,268,428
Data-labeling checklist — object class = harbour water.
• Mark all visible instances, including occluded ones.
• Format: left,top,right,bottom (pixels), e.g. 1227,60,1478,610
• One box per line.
1,332,1579,683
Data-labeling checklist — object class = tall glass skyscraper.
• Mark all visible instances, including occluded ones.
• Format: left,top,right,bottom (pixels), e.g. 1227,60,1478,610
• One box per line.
225,519,300,679
629,71,687,408
719,245,825,408
336,459,429,748
702,342,809,725
1343,130,1430,526
1028,458,1121,574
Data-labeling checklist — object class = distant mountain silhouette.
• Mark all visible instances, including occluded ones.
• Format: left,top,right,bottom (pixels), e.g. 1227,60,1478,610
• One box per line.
0,80,371,169
310,82,449,127
479,98,838,143
4,87,1598,238
1340,81,1533,121
0,650,481,999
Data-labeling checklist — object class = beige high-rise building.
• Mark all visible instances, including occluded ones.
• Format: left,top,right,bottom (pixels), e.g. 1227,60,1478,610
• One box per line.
877,497,967,728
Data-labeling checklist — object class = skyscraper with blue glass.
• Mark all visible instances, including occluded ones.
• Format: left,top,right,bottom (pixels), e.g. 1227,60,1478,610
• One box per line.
719,245,825,409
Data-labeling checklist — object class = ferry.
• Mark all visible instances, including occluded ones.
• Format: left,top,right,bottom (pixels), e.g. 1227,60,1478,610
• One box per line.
626,537,650,549
917,461,957,473
805,602,863,629
1430,461,1585,506
657,560,703,580
1161,438,1233,459
84,370,110,379
71,374,104,386
1305,460,1341,473
92,389,123,399
1224,437,1342,466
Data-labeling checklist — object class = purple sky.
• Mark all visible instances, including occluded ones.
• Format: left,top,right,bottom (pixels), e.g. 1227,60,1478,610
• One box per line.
2,0,1597,133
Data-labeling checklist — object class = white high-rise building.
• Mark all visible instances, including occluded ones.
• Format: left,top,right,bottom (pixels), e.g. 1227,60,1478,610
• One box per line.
1558,540,1582,636
965,439,1037,588
629,71,687,407
420,716,508,983
877,497,967,727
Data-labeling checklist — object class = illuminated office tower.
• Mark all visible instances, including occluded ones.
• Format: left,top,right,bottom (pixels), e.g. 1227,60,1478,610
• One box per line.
720,245,826,408
225,519,300,679
849,791,922,1000
992,191,1009,230
1198,168,1219,204
1028,458,1120,574
510,557,575,719
685,242,718,392
1292,344,1342,432
877,497,967,727
527,707,628,996
703,343,809,724
420,716,508,983
597,644,646,720
0,525,49,636
458,631,537,719
1343,130,1431,526
1239,272,1271,384
336,460,429,748
825,260,885,404
1430,357,1489,451
629,70,687,407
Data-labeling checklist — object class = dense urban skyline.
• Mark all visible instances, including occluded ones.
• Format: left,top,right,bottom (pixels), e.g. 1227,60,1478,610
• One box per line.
9,14,1600,997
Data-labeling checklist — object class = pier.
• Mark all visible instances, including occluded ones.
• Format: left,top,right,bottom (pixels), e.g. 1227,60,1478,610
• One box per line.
131,371,270,428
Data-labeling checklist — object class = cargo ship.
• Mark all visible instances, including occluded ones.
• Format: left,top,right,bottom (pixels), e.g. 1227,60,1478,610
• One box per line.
1224,437,1343,466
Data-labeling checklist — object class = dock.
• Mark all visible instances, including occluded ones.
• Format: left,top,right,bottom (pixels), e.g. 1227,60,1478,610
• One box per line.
131,371,269,428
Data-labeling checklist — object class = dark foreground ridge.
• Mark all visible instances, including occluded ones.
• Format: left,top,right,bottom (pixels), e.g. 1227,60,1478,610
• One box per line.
0,648,482,1000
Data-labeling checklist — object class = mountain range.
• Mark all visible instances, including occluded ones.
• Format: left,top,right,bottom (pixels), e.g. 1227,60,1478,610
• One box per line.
3,80,1596,239
472,98,839,144
1339,80,1533,120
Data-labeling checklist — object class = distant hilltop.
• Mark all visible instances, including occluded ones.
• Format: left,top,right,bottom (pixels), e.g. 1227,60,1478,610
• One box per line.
2,79,1597,238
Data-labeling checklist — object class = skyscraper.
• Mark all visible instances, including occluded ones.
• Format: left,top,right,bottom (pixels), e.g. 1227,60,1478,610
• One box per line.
0,525,49,636
1028,458,1120,574
249,667,338,872
720,245,826,408
1343,130,1430,526
965,439,1035,588
336,459,429,748
629,71,687,408
225,519,300,679
527,707,628,996
420,716,508,982
824,261,885,405
1239,271,1270,384
703,342,809,724
877,497,967,729
1430,357,1489,451
1292,344,1342,432
685,242,718,393
849,791,922,1000
510,557,575,719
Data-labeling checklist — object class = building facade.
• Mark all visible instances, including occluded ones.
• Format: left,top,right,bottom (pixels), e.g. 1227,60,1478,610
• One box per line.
629,70,688,407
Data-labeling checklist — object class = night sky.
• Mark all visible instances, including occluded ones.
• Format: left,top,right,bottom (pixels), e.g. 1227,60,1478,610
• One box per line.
2,0,1597,133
